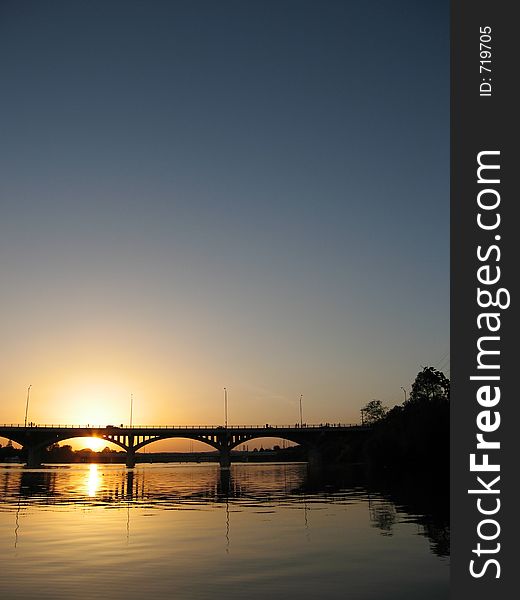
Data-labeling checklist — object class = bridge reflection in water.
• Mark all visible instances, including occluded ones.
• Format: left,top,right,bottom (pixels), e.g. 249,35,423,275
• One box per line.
7,462,302,506
2,462,449,557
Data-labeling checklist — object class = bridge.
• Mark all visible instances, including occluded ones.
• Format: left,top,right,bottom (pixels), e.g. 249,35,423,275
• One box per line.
0,423,370,468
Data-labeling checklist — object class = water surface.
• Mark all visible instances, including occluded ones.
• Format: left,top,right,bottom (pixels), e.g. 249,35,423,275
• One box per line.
0,463,448,599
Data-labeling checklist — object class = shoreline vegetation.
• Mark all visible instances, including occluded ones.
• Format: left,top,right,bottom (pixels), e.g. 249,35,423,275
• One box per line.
362,365,449,473
0,445,306,464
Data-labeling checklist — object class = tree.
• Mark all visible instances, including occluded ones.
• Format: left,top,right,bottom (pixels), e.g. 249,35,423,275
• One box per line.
408,366,450,405
361,400,387,425
363,367,450,471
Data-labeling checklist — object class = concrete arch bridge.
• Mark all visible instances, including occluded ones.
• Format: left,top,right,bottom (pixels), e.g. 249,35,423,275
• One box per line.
0,423,370,468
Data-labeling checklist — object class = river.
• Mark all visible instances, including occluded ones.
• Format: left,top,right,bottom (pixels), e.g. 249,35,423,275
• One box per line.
0,462,448,599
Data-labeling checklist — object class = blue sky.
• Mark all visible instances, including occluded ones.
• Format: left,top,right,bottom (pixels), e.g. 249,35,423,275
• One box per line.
0,0,448,434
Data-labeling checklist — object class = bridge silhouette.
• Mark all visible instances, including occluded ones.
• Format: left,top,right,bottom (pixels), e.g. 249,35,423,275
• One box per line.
0,423,370,468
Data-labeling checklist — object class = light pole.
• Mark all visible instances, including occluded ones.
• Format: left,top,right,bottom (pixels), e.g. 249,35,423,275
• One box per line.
224,387,228,428
24,385,32,427
401,387,407,402
130,393,133,427
299,394,303,427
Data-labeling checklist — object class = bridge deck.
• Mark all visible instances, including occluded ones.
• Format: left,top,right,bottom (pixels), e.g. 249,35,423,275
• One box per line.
1,423,362,430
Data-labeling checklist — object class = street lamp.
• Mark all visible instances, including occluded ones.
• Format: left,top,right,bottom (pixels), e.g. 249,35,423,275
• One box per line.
24,385,32,427
224,387,228,428
400,387,407,402
299,394,303,427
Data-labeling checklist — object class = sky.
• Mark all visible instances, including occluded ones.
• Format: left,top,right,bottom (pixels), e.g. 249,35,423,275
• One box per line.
0,0,449,451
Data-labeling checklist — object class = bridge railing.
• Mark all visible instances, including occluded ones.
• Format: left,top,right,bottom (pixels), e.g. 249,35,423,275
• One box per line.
1,423,364,430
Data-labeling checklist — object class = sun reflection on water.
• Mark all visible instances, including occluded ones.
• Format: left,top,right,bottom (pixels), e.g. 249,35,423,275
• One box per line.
86,464,100,497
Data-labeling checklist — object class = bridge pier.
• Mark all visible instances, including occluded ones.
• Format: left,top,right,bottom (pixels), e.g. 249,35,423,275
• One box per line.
25,446,43,469
307,446,324,470
219,447,231,469
126,448,136,468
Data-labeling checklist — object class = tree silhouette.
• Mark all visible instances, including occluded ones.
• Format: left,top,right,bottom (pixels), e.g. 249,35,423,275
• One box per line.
363,366,450,471
408,366,450,405
361,400,387,425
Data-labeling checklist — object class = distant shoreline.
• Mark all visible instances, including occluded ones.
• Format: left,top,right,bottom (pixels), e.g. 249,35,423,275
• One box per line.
0,447,307,465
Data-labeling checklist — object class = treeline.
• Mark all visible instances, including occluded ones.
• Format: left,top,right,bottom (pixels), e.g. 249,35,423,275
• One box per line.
362,366,449,472
0,443,123,463
0,439,20,459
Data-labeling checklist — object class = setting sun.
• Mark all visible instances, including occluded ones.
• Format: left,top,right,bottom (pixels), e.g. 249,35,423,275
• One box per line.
76,437,106,452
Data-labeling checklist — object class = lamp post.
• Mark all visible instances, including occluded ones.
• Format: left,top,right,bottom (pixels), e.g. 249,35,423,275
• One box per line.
224,387,228,428
299,394,303,427
24,385,32,427
401,387,407,402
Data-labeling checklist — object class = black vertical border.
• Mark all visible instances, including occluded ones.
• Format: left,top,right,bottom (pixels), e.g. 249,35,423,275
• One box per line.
451,0,518,596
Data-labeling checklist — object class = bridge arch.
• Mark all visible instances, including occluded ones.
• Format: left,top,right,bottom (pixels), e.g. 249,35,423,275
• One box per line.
132,435,220,453
27,433,131,453
0,434,24,448
1,432,131,459
227,433,307,452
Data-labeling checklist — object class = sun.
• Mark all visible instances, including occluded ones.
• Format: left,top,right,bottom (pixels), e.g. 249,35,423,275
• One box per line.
76,437,106,451
89,437,106,451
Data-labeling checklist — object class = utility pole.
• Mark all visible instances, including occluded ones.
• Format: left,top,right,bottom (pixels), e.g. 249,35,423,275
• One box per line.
24,385,32,427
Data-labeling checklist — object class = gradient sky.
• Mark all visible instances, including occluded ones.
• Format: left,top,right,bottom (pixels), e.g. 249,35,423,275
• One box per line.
0,1,448,450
